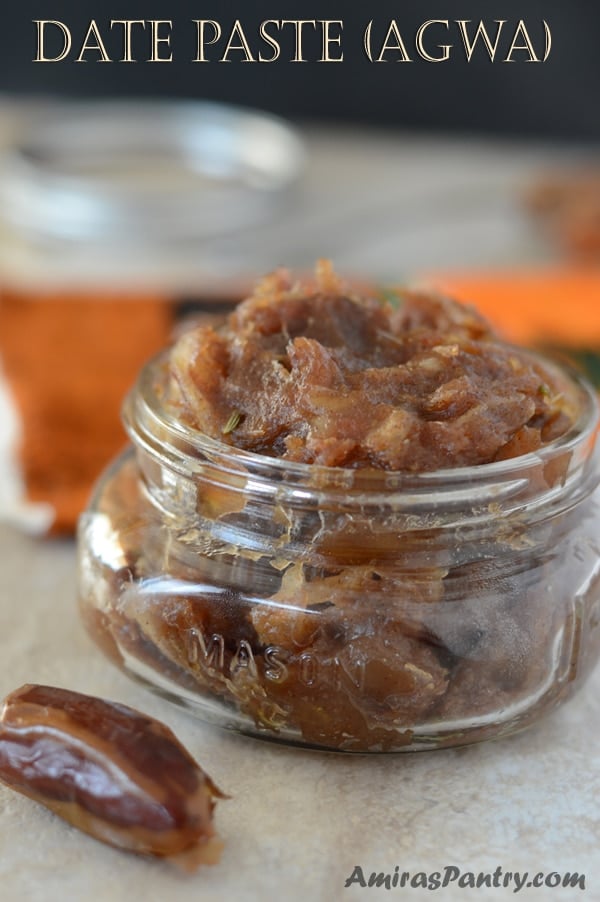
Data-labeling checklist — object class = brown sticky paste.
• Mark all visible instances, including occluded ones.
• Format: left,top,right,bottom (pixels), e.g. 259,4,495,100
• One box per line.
166,261,575,471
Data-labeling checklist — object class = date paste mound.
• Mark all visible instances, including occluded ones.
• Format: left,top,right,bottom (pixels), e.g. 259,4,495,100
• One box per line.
79,262,599,753
166,260,574,469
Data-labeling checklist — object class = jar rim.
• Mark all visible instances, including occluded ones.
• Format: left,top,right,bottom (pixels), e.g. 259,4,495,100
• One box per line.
123,347,599,511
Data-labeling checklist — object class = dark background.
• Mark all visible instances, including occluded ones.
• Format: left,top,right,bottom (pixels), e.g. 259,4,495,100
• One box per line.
2,1,599,140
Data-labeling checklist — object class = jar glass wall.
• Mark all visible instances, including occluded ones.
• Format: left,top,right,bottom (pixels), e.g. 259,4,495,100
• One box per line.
78,352,600,752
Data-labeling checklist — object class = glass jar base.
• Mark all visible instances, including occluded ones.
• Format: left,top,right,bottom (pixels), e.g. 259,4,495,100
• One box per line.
99,636,581,754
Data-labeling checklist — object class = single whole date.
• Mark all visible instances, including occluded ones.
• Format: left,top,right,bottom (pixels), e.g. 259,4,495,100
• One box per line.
0,684,225,869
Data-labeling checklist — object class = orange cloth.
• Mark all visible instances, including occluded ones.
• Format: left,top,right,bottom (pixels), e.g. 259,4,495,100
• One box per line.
0,290,172,533
422,267,600,347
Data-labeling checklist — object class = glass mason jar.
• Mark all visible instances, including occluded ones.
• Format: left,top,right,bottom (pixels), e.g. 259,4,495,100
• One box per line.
78,350,600,753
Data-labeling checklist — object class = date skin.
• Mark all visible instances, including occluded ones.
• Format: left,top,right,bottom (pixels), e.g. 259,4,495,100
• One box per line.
0,685,225,869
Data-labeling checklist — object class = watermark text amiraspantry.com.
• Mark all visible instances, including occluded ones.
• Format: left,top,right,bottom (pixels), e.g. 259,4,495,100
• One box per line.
344,865,586,892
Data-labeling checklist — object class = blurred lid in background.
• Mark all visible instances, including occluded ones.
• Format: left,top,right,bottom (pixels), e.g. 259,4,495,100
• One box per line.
0,98,305,290
0,98,305,534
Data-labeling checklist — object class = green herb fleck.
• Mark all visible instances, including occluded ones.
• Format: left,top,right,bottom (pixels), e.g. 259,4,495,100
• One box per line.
222,410,242,435
379,286,404,310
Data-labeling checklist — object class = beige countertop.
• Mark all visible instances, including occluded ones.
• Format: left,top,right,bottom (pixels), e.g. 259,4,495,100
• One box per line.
1,122,599,901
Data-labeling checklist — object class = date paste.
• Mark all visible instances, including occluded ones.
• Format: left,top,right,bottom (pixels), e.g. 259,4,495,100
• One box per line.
166,260,574,469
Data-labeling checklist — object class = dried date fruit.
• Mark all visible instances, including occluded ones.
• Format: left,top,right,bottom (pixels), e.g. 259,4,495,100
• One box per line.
0,684,226,870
